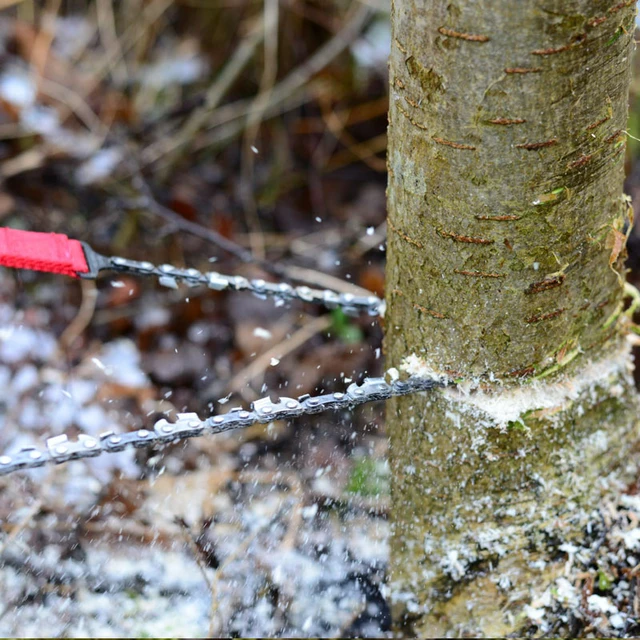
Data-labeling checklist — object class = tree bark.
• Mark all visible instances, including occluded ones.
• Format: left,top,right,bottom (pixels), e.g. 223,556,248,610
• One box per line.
385,0,640,635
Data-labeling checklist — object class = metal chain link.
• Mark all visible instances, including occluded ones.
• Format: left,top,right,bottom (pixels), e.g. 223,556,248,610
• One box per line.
0,374,445,477
81,247,385,317
0,242,408,477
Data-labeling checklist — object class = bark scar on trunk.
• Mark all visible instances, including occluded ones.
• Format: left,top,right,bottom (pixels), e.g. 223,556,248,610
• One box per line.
437,27,490,42
396,104,429,130
525,308,566,324
568,154,593,170
525,275,565,294
609,0,634,14
413,302,447,319
388,219,424,248
432,136,476,150
531,33,586,56
516,139,558,150
586,115,611,131
604,129,624,144
587,16,608,28
504,67,542,74
394,37,408,54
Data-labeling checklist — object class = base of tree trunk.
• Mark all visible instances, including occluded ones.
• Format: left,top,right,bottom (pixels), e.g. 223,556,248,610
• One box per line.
387,339,640,637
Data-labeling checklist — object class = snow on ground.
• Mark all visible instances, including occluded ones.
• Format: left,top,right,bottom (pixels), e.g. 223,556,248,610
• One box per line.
0,271,390,637
0,272,639,637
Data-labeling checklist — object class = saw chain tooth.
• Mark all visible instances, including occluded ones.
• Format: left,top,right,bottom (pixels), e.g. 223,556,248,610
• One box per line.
184,268,206,286
226,407,257,426
345,381,367,403
322,290,340,308
276,283,294,297
231,276,250,291
177,412,201,423
206,272,228,291
158,275,178,289
391,379,413,395
154,413,204,441
110,431,146,451
359,377,393,401
138,261,156,273
47,434,71,462
111,256,129,268
206,411,246,432
47,434,100,463
213,411,243,430
252,397,301,422
132,429,157,448
0,456,16,475
100,431,127,452
0,447,47,474
252,278,267,292
77,434,101,457
295,286,314,302
153,418,175,439
300,393,345,414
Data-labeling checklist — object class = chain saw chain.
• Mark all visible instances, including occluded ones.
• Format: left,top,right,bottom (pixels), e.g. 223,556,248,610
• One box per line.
95,253,384,316
0,227,442,477
0,227,384,316
0,375,445,477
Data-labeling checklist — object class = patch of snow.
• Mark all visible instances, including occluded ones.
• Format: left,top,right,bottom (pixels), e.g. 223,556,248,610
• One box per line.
98,339,149,387
20,105,60,136
587,594,618,614
0,69,36,107
616,528,640,550
555,577,579,608
11,364,39,394
0,325,56,363
138,51,207,89
610,613,626,629
75,147,123,185
351,18,390,71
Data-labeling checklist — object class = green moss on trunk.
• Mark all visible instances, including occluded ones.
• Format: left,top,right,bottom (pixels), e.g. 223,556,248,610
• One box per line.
385,0,640,634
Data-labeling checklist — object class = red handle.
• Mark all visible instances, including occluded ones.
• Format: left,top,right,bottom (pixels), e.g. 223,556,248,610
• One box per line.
0,227,89,277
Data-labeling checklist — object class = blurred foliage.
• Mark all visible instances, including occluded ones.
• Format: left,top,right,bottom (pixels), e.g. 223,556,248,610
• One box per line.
346,455,388,497
330,307,363,343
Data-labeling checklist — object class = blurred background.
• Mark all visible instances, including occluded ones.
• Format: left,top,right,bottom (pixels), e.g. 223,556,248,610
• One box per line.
0,1,397,636
0,1,639,637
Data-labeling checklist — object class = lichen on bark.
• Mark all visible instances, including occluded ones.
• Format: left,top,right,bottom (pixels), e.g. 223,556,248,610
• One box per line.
384,0,640,635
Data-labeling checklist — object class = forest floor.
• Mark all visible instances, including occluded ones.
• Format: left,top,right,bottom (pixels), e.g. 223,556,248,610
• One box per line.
0,2,639,637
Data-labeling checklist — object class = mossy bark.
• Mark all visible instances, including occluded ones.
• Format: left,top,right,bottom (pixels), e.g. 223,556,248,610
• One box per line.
385,0,640,635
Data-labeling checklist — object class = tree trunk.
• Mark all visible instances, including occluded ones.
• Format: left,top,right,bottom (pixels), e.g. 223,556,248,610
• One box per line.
385,0,640,635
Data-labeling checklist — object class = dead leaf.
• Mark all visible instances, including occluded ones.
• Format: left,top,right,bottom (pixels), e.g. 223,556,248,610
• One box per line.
608,227,627,268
